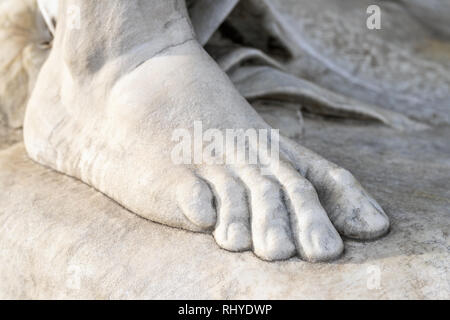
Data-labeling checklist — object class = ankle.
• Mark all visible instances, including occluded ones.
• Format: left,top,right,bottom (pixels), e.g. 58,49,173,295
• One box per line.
54,0,195,77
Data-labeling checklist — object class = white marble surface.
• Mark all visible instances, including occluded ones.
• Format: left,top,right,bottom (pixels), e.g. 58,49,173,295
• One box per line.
0,119,448,299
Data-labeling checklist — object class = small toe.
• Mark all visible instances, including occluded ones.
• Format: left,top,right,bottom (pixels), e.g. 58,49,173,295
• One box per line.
199,167,251,251
176,175,217,230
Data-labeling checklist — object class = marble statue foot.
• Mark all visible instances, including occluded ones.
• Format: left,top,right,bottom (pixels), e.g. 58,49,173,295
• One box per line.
24,0,389,262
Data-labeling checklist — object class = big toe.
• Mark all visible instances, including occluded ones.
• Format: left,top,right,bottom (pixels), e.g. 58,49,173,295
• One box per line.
339,196,390,240
327,169,390,240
